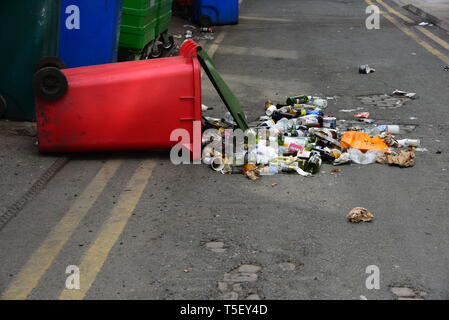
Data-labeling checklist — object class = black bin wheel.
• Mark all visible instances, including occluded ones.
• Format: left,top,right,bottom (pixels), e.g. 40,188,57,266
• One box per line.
34,67,68,101
36,56,67,71
0,95,6,118
199,15,212,27
163,35,174,50
150,43,164,59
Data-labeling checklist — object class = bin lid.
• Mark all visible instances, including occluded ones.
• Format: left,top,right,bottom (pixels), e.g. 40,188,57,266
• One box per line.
196,47,249,131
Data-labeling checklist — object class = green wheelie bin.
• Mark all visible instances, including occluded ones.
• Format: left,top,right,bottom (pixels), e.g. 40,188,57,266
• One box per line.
119,0,173,60
119,0,158,59
156,0,173,42
0,0,60,121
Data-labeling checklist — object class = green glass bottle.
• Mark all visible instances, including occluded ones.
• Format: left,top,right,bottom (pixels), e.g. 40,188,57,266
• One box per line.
304,152,322,174
286,95,308,105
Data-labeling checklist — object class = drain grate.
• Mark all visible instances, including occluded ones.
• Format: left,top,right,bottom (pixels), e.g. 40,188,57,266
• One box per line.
357,94,414,109
0,157,70,231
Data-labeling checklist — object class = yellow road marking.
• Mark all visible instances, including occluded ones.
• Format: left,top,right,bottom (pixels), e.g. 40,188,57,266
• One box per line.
416,26,449,52
201,0,242,72
206,31,227,58
240,15,293,23
201,31,227,79
59,159,156,300
366,0,449,65
1,160,122,300
218,44,299,59
376,0,414,23
376,0,449,54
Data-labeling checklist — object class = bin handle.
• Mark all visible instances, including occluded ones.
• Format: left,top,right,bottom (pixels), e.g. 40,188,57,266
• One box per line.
179,40,200,58
196,47,249,131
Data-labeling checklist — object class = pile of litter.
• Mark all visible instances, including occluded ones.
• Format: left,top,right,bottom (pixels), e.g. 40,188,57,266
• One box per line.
171,26,215,57
182,25,215,41
202,92,421,180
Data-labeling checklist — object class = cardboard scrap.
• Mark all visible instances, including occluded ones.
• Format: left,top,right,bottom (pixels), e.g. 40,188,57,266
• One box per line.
347,207,374,223
376,150,415,168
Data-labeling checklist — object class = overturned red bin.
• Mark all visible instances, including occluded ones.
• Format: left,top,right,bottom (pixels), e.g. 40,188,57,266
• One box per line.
34,41,203,157
34,40,248,158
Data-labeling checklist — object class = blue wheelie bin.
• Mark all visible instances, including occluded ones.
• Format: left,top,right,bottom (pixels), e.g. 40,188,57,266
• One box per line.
59,0,123,68
193,0,239,27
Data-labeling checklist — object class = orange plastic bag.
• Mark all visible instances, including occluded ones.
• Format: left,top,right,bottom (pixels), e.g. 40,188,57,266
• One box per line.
340,131,388,152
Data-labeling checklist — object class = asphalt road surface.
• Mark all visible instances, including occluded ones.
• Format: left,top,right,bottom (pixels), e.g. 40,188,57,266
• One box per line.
1,0,448,300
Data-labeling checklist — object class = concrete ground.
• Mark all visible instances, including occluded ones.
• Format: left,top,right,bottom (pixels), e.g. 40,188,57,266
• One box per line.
0,0,449,300
0,121,58,216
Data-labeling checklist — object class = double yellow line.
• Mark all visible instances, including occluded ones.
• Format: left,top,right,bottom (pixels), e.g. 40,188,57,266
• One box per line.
1,159,156,300
60,160,156,300
367,0,449,65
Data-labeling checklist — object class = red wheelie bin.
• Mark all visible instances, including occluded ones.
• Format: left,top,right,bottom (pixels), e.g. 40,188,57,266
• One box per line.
34,41,201,156
33,40,249,157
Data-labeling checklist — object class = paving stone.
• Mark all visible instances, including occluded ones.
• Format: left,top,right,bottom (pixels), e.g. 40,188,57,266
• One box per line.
206,241,224,249
229,272,258,283
218,282,229,292
246,294,261,300
211,248,227,253
278,262,296,271
222,292,239,300
391,287,416,297
238,264,261,273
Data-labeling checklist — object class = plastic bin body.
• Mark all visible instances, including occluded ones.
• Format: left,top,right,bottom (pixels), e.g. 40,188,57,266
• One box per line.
156,0,173,35
119,0,158,50
35,41,202,153
193,0,239,25
0,0,60,121
59,0,123,68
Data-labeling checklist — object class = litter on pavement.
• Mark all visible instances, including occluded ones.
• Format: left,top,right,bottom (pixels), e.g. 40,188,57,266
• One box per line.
376,149,415,168
392,89,417,99
347,207,374,223
184,25,215,41
202,92,422,179
359,65,376,74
